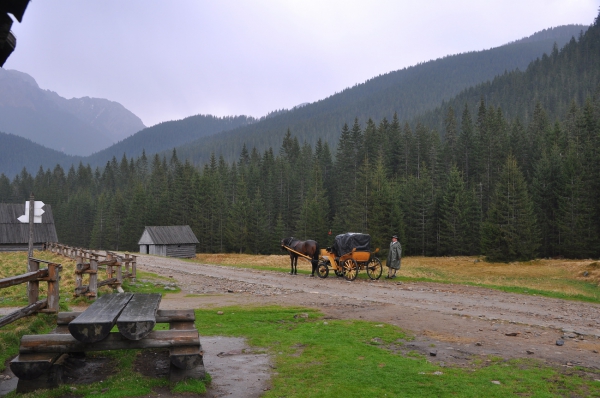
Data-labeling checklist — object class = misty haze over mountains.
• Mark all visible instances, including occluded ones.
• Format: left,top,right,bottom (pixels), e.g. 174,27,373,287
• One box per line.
0,24,589,177
0,68,146,156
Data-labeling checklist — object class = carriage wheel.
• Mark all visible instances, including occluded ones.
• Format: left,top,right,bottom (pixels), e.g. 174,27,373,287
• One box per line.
342,259,358,281
334,267,344,277
366,257,383,280
317,260,330,278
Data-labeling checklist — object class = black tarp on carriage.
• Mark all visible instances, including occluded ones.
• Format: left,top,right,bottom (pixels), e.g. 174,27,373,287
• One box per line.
332,233,371,257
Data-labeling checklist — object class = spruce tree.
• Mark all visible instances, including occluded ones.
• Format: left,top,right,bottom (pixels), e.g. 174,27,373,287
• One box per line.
438,166,479,255
531,145,564,257
481,156,539,261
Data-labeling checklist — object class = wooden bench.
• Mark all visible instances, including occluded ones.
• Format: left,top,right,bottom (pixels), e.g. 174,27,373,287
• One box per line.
10,293,204,392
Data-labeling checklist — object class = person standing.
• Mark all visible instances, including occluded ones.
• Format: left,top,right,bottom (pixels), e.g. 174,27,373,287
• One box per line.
386,235,402,279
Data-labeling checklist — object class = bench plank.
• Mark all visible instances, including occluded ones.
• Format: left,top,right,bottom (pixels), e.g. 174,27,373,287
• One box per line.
68,293,133,343
117,293,162,340
19,330,200,353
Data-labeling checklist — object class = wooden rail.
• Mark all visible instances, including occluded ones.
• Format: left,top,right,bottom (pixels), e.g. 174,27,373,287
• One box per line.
0,258,62,328
45,243,136,298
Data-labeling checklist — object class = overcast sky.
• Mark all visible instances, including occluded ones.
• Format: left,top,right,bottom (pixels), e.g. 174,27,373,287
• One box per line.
5,0,598,127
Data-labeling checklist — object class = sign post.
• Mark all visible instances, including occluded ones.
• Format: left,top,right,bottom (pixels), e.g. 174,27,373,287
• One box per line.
28,194,34,258
17,196,45,258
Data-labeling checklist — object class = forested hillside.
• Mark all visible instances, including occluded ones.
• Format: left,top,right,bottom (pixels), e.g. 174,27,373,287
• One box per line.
419,26,600,135
0,114,255,177
0,131,79,178
1,16,598,261
168,24,587,167
84,114,256,169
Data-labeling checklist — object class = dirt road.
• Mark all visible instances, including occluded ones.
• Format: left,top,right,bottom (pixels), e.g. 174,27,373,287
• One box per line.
138,254,600,371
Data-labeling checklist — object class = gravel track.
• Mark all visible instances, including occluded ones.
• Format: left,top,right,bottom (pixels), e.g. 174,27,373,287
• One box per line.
138,254,600,372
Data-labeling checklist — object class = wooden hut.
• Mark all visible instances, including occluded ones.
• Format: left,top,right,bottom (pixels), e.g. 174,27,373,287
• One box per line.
0,203,58,251
138,226,199,258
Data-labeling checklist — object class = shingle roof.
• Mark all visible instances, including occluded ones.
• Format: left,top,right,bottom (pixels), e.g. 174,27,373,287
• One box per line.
138,226,199,245
0,203,58,244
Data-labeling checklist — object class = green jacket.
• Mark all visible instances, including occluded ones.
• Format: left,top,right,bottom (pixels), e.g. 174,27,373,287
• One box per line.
387,241,402,270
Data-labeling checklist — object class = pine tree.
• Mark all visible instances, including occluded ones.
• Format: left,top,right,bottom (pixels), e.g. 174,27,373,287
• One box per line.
438,166,479,255
481,156,539,261
557,149,599,258
442,106,458,172
401,168,435,256
531,145,564,257
122,183,148,251
225,176,250,253
296,164,329,243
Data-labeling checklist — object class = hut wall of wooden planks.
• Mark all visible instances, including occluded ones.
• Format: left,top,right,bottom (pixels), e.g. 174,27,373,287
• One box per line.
0,203,58,252
138,226,199,258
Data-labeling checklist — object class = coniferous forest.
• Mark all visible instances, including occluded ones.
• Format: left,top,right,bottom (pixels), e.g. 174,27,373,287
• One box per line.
1,14,599,262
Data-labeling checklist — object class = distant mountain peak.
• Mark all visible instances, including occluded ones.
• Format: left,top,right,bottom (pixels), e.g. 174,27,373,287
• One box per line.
0,68,146,155
0,68,39,88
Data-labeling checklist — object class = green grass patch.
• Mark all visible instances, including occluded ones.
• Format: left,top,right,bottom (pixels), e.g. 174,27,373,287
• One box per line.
120,270,180,294
0,313,56,372
194,306,600,398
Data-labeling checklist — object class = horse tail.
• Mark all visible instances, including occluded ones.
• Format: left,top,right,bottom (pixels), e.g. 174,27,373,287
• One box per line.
313,241,320,263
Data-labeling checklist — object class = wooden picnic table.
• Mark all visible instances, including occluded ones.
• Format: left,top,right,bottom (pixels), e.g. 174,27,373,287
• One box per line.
10,293,204,393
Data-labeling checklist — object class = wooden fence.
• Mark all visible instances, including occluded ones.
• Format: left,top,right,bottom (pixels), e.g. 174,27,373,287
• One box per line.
0,258,62,328
45,243,136,298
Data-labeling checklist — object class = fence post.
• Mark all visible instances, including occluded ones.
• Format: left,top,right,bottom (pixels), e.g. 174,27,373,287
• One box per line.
131,255,137,281
89,254,98,298
46,262,61,312
116,259,123,290
75,254,83,295
27,258,39,305
106,252,113,279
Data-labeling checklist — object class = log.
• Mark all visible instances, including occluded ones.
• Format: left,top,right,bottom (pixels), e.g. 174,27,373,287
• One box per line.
156,309,195,323
116,293,161,340
57,309,195,325
10,352,61,380
97,278,118,288
0,300,47,328
170,361,206,383
97,260,118,266
0,269,48,289
68,293,133,343
170,339,203,370
75,262,90,273
169,321,203,369
74,285,89,295
19,330,200,353
15,356,66,392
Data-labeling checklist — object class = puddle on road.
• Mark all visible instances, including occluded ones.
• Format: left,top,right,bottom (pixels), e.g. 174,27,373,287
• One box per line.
202,336,272,398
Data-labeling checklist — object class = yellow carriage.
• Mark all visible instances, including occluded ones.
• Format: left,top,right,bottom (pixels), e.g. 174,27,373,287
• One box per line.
317,233,382,281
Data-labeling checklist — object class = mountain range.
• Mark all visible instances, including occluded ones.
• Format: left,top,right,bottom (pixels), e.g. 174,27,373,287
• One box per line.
0,23,589,177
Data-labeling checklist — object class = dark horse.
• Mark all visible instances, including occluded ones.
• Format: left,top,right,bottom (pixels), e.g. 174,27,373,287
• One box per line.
281,237,320,276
